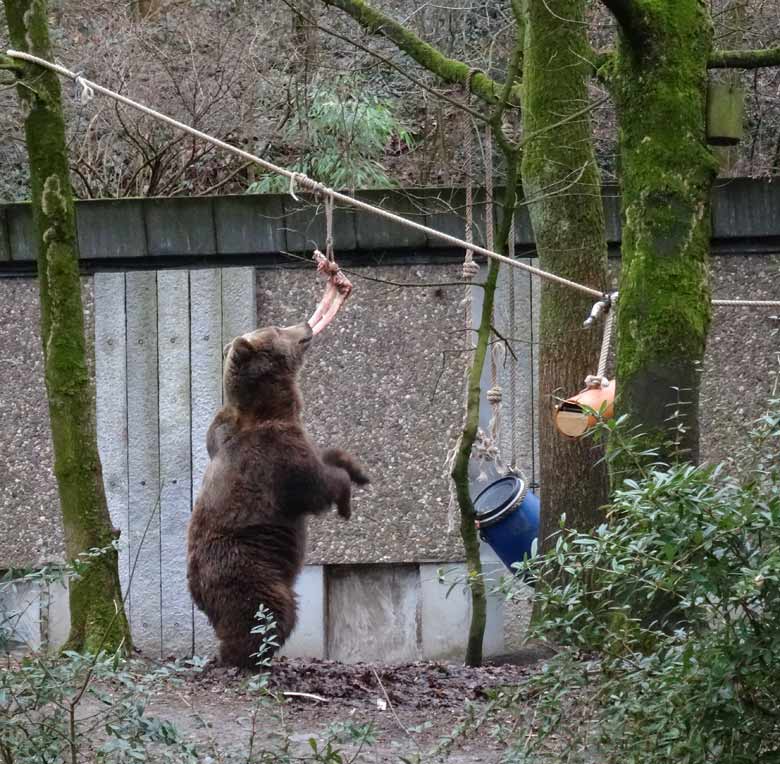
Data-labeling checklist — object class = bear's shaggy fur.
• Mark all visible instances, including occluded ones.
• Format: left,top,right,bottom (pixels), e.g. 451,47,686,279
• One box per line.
187,322,368,668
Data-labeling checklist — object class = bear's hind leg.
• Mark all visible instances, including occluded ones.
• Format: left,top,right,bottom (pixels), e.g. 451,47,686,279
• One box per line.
218,633,263,669
216,584,298,669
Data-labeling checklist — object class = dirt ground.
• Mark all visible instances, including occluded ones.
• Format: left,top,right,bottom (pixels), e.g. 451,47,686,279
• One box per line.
140,644,556,762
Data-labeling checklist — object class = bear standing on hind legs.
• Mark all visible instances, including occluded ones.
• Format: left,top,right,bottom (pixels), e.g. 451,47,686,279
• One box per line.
187,321,369,668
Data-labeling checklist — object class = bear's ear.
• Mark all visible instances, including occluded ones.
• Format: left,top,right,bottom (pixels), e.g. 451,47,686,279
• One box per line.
228,336,254,362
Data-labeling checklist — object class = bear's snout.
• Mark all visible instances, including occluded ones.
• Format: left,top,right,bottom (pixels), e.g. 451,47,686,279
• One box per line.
279,321,313,348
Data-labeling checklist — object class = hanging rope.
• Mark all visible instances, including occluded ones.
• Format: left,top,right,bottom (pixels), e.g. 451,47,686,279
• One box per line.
468,123,505,478
584,293,617,389
507,213,520,472
484,125,503,449
462,112,479,327
324,193,335,262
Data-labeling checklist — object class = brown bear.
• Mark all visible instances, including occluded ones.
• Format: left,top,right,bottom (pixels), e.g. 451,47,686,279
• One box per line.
186,321,368,668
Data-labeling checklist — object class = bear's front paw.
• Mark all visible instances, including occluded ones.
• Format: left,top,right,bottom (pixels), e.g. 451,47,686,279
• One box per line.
337,500,352,520
347,463,369,486
322,448,370,486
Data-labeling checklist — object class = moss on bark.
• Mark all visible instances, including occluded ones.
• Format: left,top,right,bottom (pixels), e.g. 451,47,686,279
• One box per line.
5,0,131,655
606,0,717,464
520,0,610,549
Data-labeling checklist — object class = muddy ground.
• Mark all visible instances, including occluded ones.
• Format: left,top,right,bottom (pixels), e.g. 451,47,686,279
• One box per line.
137,644,556,762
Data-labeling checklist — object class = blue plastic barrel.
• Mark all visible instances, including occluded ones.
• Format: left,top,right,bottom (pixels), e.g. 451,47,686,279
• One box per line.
474,475,539,573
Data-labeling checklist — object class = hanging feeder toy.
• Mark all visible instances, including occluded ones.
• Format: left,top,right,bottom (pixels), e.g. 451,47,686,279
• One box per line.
554,292,617,439
555,379,615,438
474,474,539,574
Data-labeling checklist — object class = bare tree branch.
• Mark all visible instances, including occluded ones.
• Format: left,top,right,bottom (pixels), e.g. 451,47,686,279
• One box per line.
318,0,522,108
283,0,489,122
709,47,780,69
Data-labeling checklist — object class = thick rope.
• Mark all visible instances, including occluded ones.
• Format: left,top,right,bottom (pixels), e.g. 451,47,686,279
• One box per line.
6,50,605,299
9,50,778,311
484,125,503,449
508,214,520,471
597,308,614,379
711,299,780,307
324,194,335,262
585,300,616,389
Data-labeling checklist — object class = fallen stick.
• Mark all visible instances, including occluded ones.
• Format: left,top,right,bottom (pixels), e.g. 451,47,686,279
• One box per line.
282,691,330,703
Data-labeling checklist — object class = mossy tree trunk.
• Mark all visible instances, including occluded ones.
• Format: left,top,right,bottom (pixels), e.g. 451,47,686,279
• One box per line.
603,0,717,464
4,0,132,654
520,0,610,550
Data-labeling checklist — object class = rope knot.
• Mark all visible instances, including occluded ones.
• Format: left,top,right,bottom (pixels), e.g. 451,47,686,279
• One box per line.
584,375,609,389
74,74,94,106
462,259,480,280
486,385,502,404
288,171,319,202
313,250,340,276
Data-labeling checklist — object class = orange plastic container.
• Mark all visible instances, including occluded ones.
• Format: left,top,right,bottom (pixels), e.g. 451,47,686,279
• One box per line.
554,379,615,438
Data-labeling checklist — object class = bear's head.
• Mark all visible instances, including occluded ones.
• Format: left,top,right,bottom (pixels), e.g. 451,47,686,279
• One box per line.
223,322,312,416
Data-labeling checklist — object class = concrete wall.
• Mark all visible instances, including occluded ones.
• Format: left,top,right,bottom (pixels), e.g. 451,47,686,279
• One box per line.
1,183,779,657
281,562,504,662
93,268,255,658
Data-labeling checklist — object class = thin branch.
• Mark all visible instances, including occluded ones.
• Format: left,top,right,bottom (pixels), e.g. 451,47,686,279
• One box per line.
490,323,519,363
516,95,609,152
319,0,522,107
283,0,488,122
198,160,254,196
491,11,525,136
708,47,780,69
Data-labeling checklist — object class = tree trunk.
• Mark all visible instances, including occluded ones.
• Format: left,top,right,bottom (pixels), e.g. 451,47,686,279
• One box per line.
291,0,320,72
608,1,717,464
520,0,610,550
5,0,132,655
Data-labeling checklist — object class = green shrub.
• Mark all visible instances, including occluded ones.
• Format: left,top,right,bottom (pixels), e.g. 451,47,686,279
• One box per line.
248,77,412,193
509,399,780,764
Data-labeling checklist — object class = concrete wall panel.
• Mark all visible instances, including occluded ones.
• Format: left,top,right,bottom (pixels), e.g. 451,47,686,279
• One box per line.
145,198,216,257
283,198,357,254
0,579,41,650
279,566,326,659
157,271,194,656
419,561,505,660
7,204,35,262
0,207,10,262
221,266,257,343
327,564,420,663
77,199,146,260
354,191,427,250
214,195,286,255
95,273,130,595
125,271,162,655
